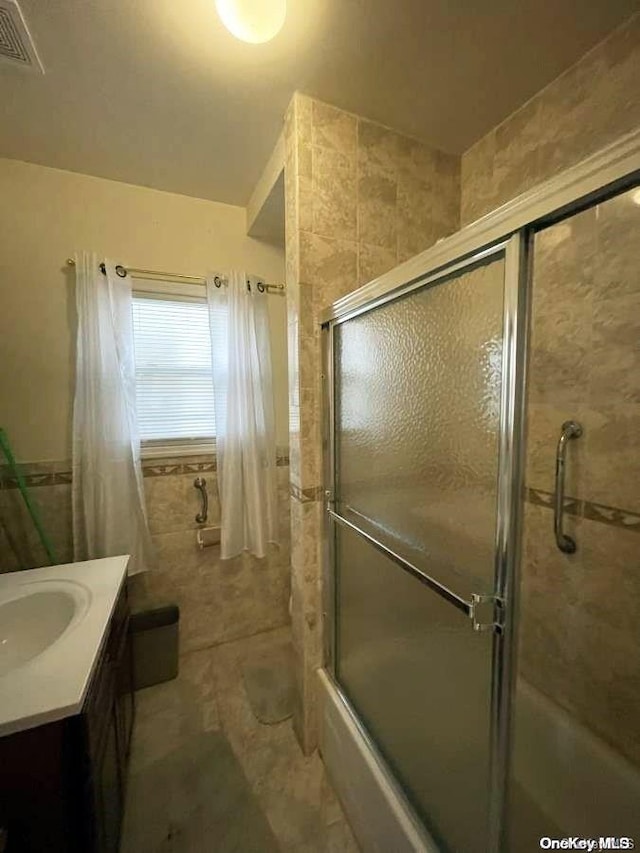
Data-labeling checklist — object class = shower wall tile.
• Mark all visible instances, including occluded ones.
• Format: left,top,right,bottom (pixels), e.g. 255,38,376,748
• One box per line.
143,473,220,536
299,232,358,297
590,291,640,406
460,131,496,225
587,405,640,514
395,133,437,183
492,99,542,205
431,150,461,228
357,162,397,249
284,91,461,753
357,242,397,287
358,121,402,175
595,190,640,300
460,13,640,225
311,100,357,155
396,178,442,263
298,387,323,489
289,497,323,752
311,146,357,240
527,325,591,409
519,503,640,767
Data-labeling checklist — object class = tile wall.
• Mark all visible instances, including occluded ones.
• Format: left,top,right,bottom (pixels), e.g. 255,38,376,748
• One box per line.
0,454,291,655
284,93,460,752
460,13,640,225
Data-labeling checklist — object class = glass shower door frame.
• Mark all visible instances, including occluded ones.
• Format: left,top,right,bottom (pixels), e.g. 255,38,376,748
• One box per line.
322,233,528,852
321,128,640,853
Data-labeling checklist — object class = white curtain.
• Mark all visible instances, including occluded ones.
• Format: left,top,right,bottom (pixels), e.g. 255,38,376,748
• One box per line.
206,271,278,560
72,251,153,575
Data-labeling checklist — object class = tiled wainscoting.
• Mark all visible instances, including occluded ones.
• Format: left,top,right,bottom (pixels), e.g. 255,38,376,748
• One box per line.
0,453,291,654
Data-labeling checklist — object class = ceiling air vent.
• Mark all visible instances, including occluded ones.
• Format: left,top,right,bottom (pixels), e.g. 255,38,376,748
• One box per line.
0,0,44,73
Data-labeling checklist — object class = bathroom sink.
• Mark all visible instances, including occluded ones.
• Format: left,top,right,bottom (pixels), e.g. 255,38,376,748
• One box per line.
0,580,91,677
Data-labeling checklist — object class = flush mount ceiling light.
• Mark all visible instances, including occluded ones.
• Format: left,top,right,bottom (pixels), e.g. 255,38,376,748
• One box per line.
215,0,286,43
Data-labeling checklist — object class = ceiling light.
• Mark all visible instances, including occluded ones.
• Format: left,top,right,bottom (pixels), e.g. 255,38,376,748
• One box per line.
215,0,286,44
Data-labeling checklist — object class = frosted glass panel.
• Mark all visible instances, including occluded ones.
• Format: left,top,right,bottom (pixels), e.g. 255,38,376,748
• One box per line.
336,524,493,853
507,189,640,848
335,255,505,599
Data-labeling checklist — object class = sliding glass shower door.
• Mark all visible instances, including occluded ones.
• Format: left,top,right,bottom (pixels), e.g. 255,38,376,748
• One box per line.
506,185,640,848
327,244,520,853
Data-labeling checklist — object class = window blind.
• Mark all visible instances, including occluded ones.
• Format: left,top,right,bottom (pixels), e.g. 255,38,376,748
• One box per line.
132,295,216,441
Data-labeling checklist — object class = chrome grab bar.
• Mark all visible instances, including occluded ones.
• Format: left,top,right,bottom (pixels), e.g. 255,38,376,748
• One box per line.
554,420,582,554
194,477,208,524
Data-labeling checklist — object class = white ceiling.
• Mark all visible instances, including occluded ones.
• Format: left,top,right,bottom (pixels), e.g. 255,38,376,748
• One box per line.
0,0,636,207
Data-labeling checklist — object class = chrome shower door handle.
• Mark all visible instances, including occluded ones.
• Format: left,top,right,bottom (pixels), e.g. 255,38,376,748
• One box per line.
554,420,582,554
194,477,208,524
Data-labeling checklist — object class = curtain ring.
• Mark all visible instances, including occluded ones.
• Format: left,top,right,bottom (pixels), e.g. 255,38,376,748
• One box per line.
246,279,251,293
214,275,223,288
115,264,127,278
257,281,265,293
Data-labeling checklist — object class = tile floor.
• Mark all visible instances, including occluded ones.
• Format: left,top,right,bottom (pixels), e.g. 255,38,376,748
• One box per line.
121,626,360,853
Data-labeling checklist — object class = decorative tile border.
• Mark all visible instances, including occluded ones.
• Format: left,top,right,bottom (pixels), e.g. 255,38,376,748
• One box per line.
1,453,290,489
526,487,582,517
0,471,76,489
290,483,324,503
582,500,640,532
526,487,640,534
7,464,634,533
290,483,640,526
141,460,217,477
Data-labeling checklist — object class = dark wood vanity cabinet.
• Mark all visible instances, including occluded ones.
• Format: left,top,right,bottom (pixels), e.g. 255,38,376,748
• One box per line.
0,583,134,853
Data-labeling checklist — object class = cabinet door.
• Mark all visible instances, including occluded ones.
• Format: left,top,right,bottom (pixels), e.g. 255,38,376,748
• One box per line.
95,710,122,853
115,626,135,774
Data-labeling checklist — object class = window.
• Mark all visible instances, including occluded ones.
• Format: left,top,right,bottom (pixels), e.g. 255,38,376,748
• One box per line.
131,293,216,451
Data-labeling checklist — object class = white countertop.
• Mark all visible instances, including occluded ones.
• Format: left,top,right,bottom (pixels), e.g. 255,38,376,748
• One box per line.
0,556,129,737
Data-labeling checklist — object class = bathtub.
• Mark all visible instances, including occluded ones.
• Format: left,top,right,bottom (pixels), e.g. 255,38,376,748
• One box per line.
511,679,640,839
318,669,640,852
317,668,437,853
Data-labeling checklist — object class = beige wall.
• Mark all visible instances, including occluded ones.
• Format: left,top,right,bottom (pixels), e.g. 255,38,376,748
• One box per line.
460,14,640,225
0,158,288,462
284,93,460,753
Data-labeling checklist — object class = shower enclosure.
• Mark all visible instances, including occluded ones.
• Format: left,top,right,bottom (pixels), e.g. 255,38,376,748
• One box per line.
319,132,640,852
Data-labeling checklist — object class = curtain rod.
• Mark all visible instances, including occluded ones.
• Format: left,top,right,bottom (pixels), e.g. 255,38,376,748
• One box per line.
65,258,285,293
